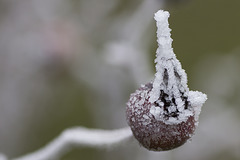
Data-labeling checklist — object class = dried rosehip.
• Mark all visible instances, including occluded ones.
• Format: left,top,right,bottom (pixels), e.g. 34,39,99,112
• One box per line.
126,10,207,151
126,83,195,151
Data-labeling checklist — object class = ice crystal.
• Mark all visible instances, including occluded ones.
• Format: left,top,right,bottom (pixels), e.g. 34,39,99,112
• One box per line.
149,10,207,124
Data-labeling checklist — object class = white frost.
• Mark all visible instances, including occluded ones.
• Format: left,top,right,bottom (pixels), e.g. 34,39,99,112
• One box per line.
13,127,132,160
189,91,207,121
149,10,207,124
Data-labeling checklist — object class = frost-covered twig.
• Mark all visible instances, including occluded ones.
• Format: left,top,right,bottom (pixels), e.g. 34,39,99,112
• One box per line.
0,153,7,160
13,127,132,160
103,0,161,85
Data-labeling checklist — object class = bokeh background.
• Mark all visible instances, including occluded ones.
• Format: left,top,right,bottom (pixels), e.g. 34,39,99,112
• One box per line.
0,0,240,160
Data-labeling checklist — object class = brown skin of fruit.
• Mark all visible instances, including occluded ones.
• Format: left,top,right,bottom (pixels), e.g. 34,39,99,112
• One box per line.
126,83,196,151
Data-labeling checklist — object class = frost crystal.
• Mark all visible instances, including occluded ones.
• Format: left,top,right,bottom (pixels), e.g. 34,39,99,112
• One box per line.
149,10,207,124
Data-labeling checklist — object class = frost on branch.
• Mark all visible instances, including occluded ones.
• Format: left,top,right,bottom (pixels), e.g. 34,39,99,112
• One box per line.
12,127,132,160
126,10,207,151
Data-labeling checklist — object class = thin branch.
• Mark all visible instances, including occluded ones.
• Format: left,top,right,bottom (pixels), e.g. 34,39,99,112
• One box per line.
13,127,132,160
0,153,8,160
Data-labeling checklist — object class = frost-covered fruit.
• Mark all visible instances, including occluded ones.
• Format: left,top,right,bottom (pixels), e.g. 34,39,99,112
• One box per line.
126,83,195,151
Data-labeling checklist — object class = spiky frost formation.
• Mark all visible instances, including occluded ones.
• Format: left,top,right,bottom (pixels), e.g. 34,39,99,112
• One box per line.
126,10,207,151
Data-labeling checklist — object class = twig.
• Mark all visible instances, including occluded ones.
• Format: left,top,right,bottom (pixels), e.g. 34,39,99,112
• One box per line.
13,127,132,160
0,153,8,160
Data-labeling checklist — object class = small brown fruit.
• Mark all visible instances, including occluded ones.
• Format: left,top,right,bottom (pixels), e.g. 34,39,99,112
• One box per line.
126,83,196,151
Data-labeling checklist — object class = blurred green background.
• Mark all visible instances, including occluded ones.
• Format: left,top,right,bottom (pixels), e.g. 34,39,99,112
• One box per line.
0,0,239,160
